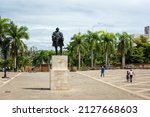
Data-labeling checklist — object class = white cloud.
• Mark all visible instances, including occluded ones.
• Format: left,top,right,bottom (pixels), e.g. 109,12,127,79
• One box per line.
1,0,150,49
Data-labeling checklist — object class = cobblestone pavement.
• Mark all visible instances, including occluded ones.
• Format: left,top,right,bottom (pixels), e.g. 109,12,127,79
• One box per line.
78,69,150,99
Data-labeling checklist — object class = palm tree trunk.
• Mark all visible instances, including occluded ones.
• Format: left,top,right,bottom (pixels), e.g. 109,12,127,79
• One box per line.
78,51,81,70
122,54,125,69
14,56,17,72
91,49,94,68
94,59,96,68
3,52,7,78
105,51,108,68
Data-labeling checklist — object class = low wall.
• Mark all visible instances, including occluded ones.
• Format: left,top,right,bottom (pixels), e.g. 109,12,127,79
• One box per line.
25,64,51,72
125,64,150,69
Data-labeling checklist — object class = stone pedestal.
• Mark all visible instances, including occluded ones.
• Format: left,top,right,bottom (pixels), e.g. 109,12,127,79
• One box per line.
50,55,69,90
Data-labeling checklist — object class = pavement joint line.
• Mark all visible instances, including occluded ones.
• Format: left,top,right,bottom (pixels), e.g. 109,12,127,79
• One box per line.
105,76,149,79
135,89,150,93
123,87,146,90
103,75,125,77
122,81,150,87
0,73,22,88
77,72,150,100
109,80,127,83
102,77,125,80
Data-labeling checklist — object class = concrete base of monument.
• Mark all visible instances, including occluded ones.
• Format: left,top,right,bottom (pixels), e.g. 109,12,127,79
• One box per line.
50,55,69,90
50,70,69,90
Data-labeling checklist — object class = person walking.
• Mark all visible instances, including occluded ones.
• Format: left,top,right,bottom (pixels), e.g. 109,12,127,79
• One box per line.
101,66,105,77
126,70,130,82
129,69,135,82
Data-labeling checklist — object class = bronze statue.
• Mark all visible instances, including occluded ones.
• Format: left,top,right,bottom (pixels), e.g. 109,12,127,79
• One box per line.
52,27,64,55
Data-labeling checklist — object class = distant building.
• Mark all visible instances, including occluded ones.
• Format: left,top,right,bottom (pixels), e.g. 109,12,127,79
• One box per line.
131,26,150,42
144,26,150,41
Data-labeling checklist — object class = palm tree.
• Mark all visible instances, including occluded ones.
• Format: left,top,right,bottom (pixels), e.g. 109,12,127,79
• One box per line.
32,50,54,71
85,30,100,68
65,44,78,69
9,21,29,71
69,33,86,70
17,44,30,71
0,17,11,78
116,32,132,69
32,51,45,71
100,31,116,68
0,39,11,77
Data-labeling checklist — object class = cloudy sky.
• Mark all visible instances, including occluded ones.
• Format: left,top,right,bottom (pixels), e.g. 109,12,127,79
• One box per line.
1,0,150,50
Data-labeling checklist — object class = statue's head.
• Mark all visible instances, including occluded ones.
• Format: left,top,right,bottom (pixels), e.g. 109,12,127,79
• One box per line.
56,27,59,31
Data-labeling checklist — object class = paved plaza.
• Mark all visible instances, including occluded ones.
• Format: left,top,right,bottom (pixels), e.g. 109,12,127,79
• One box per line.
78,69,150,99
0,69,149,100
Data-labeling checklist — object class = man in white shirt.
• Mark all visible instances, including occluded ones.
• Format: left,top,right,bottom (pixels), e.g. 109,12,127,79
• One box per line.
129,69,135,82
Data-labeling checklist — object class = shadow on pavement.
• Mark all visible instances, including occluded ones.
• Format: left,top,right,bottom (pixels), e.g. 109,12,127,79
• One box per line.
23,88,50,90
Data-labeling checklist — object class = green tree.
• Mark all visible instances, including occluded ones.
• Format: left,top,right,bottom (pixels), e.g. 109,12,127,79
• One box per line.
32,51,46,71
130,47,145,63
116,32,132,68
68,33,86,70
143,43,150,63
32,50,54,71
9,21,29,71
133,35,150,63
100,31,116,68
0,17,11,77
85,30,100,68
17,44,31,71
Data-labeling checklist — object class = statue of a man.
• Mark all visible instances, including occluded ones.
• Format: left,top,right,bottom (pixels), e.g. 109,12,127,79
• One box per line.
52,27,64,55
